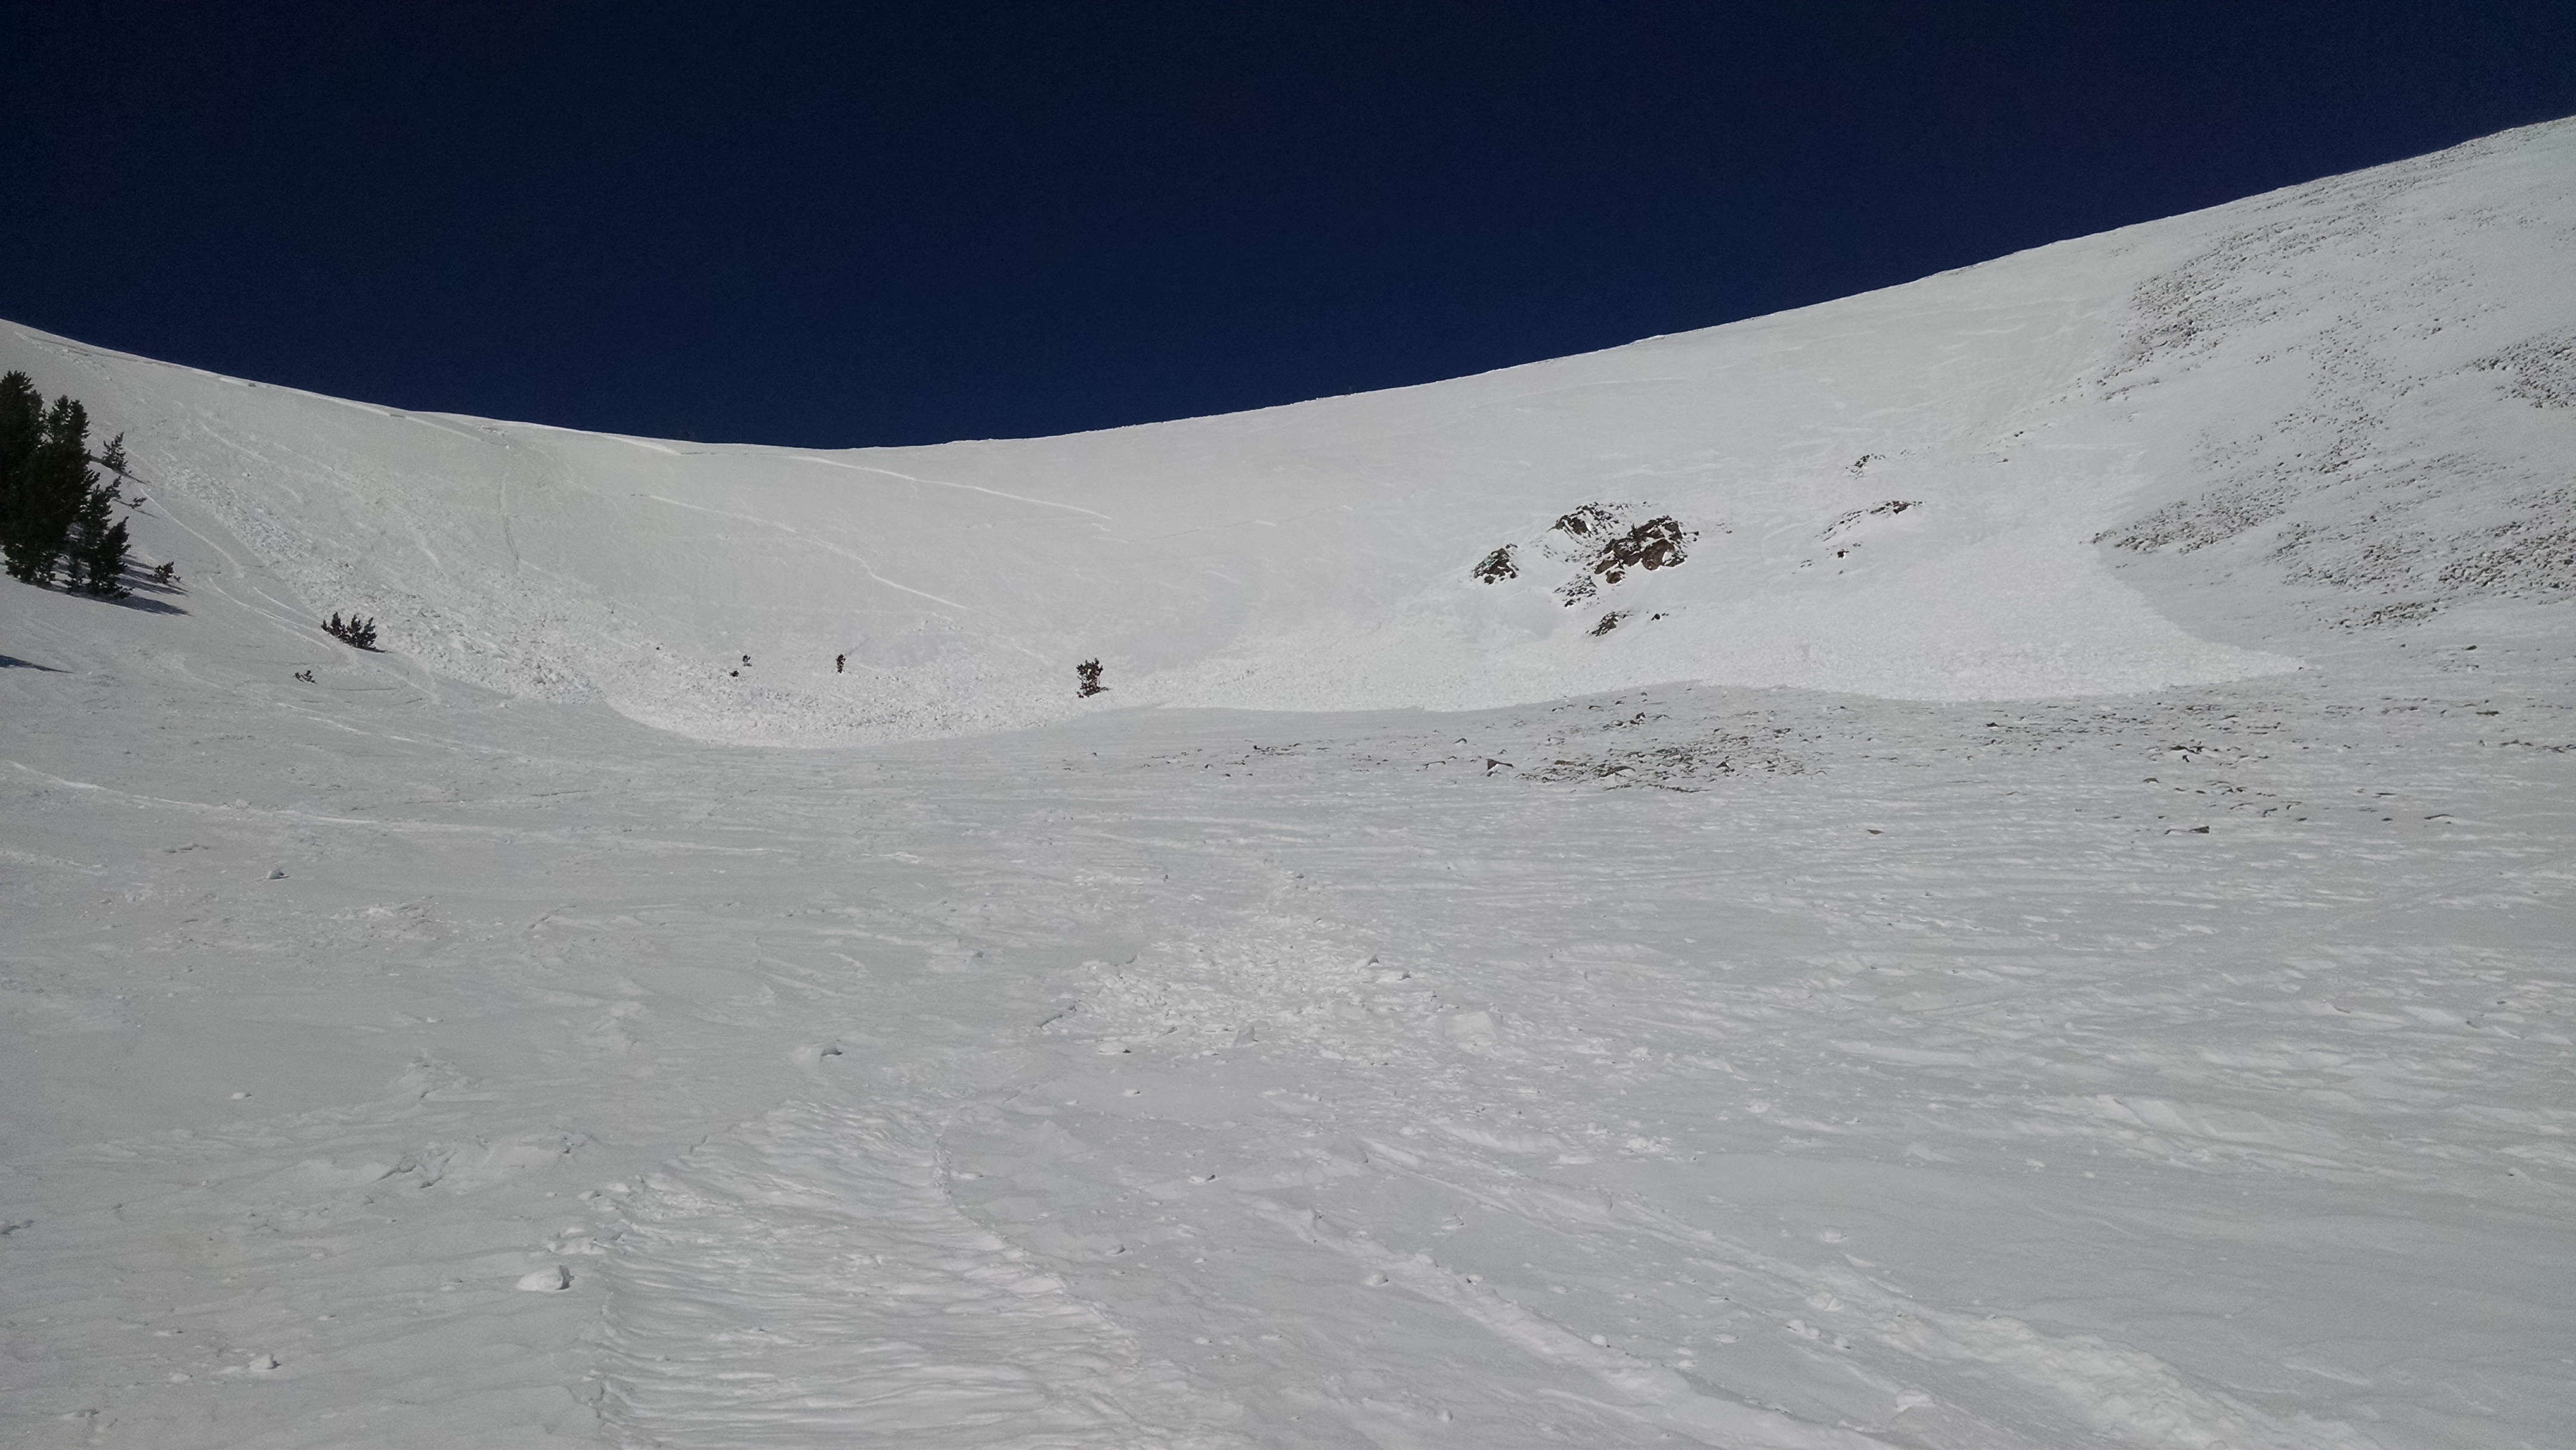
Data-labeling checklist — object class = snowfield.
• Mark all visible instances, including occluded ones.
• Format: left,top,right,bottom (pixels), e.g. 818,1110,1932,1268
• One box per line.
5,122,2574,1449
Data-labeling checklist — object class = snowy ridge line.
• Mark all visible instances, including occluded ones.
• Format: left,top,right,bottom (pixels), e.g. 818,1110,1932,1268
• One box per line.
49,116,2576,738
593,1098,1249,1449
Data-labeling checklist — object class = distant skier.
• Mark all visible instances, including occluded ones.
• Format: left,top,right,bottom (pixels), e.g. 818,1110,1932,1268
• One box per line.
836,653,845,673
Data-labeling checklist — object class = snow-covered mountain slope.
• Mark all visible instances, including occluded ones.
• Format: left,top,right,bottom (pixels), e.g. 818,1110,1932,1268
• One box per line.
7,122,2569,743
4,123,2574,1450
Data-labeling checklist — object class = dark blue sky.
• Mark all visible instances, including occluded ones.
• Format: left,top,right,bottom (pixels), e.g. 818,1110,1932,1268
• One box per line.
6,2,2572,447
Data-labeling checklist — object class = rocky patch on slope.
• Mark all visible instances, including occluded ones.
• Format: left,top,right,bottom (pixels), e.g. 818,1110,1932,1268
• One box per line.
1470,502,1699,613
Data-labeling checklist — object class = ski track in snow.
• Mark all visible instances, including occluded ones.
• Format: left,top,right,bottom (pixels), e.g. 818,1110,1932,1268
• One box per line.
784,455,1117,522
5,121,2576,1450
636,494,975,614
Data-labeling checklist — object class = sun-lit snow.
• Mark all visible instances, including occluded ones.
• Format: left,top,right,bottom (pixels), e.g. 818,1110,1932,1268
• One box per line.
4,122,2572,1448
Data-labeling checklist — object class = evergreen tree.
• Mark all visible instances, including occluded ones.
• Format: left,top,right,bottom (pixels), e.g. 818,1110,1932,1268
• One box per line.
66,432,129,596
324,612,379,649
2,394,98,584
1,382,134,594
34,396,98,581
0,372,47,581
70,490,131,597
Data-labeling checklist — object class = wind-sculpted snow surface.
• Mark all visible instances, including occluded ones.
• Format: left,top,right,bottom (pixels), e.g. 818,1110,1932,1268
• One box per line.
596,1102,1247,1448
8,574,2572,1447
5,122,2575,1450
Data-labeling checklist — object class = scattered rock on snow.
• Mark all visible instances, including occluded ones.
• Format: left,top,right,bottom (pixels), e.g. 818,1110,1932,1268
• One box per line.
1469,502,1700,608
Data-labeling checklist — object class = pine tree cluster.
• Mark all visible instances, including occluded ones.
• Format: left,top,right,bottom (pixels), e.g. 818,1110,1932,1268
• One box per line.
324,612,379,650
0,372,131,597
